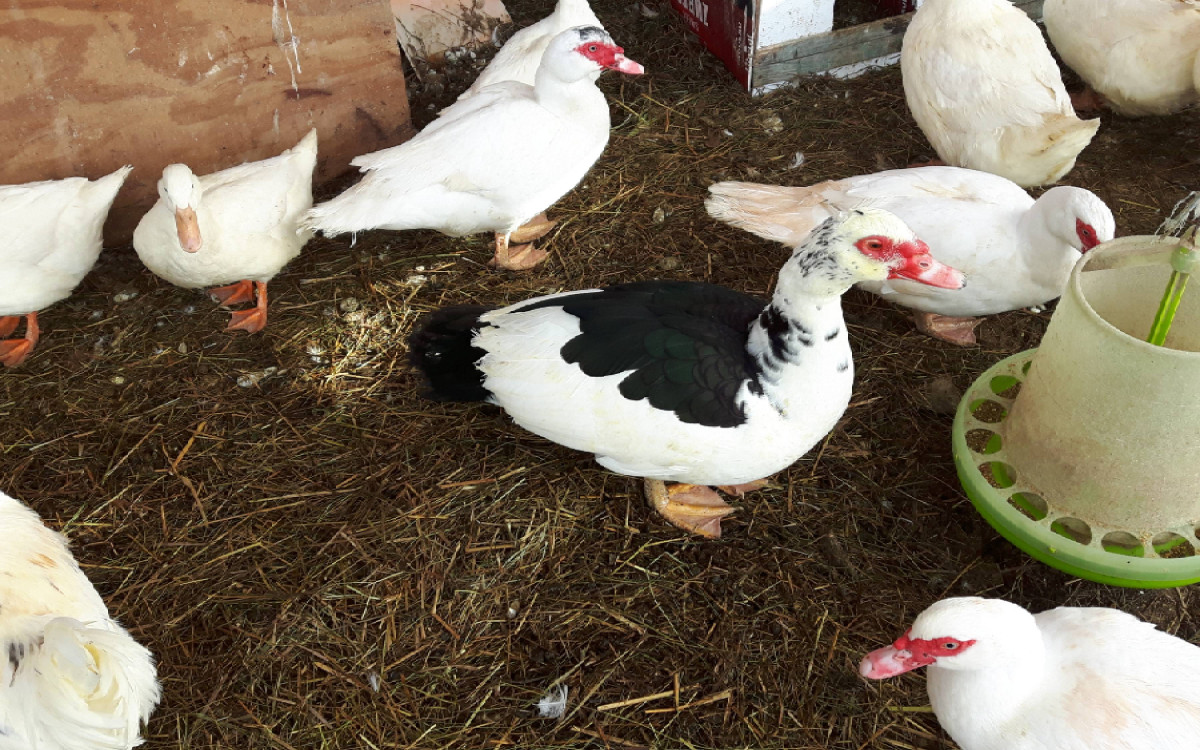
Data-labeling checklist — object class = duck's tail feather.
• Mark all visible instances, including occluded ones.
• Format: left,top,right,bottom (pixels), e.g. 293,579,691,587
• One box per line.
1007,115,1100,185
705,182,833,247
408,305,495,402
8,616,160,749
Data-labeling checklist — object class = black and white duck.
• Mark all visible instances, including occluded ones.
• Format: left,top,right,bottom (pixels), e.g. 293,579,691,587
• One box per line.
409,209,964,536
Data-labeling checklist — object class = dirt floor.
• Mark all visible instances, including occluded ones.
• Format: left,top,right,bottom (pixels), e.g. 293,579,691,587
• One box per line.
3,1,1200,748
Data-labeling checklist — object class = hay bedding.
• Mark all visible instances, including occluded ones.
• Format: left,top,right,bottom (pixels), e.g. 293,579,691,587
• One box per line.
2,1,1199,748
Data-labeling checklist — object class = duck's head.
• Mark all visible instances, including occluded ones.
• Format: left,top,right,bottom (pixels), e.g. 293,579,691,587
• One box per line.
1041,186,1115,254
159,164,203,253
776,209,965,299
859,597,1041,679
542,26,644,83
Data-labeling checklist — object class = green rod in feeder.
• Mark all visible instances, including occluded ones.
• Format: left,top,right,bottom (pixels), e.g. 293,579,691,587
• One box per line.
1146,225,1197,346
1147,193,1200,347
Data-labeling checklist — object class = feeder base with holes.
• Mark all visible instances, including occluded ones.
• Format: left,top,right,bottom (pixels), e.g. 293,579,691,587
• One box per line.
952,234,1200,589
953,351,1200,588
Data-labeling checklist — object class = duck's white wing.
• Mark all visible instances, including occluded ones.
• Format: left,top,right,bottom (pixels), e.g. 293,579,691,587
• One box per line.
0,180,92,265
348,95,561,196
426,82,533,139
198,153,313,237
907,7,1073,136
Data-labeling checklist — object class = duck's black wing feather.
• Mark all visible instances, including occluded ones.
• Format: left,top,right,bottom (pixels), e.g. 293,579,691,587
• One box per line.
515,280,765,428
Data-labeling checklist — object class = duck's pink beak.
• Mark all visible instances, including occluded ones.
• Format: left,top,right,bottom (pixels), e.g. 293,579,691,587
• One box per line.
890,239,965,289
859,643,932,679
175,207,203,253
609,50,645,76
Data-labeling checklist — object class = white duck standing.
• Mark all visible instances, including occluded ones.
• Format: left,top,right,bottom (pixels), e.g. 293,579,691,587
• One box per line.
409,210,964,537
706,166,1115,344
456,0,604,244
0,166,131,367
132,128,318,334
1044,0,1200,116
460,0,603,97
303,27,644,271
901,0,1101,187
0,490,160,749
860,597,1200,750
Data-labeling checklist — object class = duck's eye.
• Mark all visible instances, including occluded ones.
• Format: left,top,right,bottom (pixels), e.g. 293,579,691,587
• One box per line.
866,240,882,250
943,642,959,650
588,44,598,52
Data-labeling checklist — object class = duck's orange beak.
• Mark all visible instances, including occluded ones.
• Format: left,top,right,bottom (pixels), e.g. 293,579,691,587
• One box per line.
175,207,202,253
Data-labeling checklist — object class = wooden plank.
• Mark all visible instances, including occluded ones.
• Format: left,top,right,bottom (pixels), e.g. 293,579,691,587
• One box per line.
751,0,1044,89
0,0,414,243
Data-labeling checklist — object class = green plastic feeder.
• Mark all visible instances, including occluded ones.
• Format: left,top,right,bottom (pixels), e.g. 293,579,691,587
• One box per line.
952,236,1200,588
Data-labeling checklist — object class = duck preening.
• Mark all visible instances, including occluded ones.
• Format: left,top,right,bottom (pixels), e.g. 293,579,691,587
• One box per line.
1044,0,1200,117
132,128,318,334
0,166,131,367
409,210,964,537
901,0,1100,187
706,166,1115,345
302,26,644,271
861,597,1200,750
0,491,160,749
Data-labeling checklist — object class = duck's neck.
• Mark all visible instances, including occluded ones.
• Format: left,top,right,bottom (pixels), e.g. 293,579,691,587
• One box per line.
746,290,851,416
533,68,606,120
1018,200,1081,294
927,642,1047,740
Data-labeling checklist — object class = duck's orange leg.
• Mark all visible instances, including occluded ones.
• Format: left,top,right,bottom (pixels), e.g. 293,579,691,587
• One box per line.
913,311,981,346
224,281,269,334
209,280,256,307
489,231,548,271
0,312,40,368
644,479,736,538
0,316,18,338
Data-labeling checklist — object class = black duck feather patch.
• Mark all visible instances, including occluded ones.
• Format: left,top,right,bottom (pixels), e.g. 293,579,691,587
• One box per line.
517,281,765,428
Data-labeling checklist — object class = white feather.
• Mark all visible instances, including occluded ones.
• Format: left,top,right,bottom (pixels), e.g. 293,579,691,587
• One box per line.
0,492,160,750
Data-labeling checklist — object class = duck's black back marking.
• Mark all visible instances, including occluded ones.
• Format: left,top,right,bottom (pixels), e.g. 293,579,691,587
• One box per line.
408,305,494,402
517,281,765,428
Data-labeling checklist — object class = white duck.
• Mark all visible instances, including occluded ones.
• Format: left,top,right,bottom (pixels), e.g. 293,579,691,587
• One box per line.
303,27,643,271
1044,0,1200,117
0,166,131,367
132,128,318,334
460,0,603,98
409,210,964,537
0,490,160,749
901,0,1101,187
455,0,605,245
860,597,1200,750
706,167,1115,345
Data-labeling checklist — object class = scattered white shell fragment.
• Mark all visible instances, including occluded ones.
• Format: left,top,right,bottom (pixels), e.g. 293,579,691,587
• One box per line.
535,683,568,719
89,310,103,321
404,274,428,286
110,375,126,385
760,112,783,134
367,671,380,692
178,342,188,355
652,207,667,224
339,297,360,313
788,152,806,170
237,367,279,388
113,291,138,303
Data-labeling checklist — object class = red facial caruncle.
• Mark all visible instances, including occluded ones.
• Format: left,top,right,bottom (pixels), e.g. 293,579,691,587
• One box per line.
1075,218,1101,251
859,628,977,679
575,41,645,75
854,235,966,289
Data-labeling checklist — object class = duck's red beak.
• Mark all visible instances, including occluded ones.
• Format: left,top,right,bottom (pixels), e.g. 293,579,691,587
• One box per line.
890,239,965,289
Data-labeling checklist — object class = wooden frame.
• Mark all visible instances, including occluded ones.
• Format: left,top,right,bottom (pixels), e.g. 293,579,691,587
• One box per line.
752,0,1046,89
